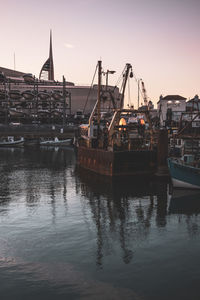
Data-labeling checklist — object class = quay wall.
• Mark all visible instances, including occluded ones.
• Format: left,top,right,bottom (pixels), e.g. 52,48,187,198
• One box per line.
0,124,76,139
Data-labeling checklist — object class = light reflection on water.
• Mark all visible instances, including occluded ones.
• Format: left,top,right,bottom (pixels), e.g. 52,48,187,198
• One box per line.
0,147,200,300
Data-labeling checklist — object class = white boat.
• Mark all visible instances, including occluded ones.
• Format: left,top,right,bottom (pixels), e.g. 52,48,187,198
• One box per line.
0,136,24,147
23,73,35,83
38,91,50,100
40,137,72,146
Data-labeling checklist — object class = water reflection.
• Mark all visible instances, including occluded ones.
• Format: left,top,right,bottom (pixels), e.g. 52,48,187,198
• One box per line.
0,148,200,299
169,189,200,238
0,147,75,218
1,148,200,266
75,168,171,266
169,190,200,215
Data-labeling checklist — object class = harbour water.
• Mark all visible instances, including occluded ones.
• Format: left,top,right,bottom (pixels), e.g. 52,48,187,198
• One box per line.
0,147,200,300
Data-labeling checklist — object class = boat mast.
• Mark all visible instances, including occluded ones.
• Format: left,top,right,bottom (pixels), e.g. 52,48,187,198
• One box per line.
97,60,102,125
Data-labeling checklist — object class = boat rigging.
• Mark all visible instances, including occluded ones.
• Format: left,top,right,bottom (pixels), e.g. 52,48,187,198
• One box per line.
75,60,158,176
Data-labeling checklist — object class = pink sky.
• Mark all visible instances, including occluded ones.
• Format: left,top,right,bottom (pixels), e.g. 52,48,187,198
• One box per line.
1,0,200,107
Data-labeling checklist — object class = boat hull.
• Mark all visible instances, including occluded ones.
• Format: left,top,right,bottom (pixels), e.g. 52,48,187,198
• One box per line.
0,140,24,147
77,146,157,176
168,158,200,189
40,139,71,146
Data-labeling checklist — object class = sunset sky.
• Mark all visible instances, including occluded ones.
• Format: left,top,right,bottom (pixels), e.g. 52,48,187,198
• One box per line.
1,0,200,107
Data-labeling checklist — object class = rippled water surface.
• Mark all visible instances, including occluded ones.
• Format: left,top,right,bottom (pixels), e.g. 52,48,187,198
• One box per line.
0,147,200,300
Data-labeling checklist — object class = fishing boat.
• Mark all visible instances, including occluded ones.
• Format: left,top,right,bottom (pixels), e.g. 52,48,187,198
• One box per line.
168,155,200,189
40,137,72,146
0,136,24,147
75,61,158,176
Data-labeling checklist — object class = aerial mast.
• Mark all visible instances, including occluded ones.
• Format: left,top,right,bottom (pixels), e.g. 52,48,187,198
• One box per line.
49,30,54,81
97,60,102,125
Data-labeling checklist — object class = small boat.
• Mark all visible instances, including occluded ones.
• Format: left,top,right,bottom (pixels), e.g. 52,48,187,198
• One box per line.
0,136,24,147
38,91,50,100
9,109,26,117
9,90,21,100
40,137,72,146
51,110,62,117
168,155,200,189
21,90,34,100
23,73,35,83
51,90,63,100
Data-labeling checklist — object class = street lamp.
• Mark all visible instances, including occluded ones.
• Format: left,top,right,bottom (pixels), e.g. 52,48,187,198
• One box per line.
104,70,116,90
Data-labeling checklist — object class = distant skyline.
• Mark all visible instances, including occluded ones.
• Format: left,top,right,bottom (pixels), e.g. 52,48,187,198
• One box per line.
1,0,200,107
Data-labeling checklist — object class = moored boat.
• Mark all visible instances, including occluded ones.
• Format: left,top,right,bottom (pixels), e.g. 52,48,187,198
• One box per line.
9,90,21,99
0,136,24,147
9,108,26,117
23,73,35,83
168,155,200,189
38,91,50,100
51,90,62,100
40,137,72,146
21,90,34,100
76,61,158,176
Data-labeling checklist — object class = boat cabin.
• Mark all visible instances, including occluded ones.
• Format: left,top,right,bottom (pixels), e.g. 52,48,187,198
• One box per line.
181,154,195,164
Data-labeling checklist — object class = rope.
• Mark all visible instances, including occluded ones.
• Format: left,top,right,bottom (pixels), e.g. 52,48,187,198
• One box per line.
83,63,98,114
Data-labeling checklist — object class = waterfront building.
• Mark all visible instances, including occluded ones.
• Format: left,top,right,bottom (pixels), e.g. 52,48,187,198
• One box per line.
0,33,120,123
186,95,200,112
157,95,186,127
0,66,120,123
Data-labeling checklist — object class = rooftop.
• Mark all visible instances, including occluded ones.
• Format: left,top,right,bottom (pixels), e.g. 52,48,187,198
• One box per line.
0,66,26,78
157,94,186,103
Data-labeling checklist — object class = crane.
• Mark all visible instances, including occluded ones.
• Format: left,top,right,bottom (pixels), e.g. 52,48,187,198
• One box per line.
141,81,148,107
140,81,154,149
119,63,133,109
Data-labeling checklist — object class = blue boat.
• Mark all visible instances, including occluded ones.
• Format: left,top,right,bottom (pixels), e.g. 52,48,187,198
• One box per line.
168,155,200,189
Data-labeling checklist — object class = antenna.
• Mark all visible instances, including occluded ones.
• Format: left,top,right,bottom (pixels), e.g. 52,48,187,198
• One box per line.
14,52,16,70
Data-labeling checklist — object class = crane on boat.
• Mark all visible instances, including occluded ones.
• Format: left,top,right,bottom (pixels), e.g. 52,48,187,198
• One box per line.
141,81,148,107
119,63,133,109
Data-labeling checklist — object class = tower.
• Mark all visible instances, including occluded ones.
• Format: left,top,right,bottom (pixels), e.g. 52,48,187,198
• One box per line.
39,30,54,81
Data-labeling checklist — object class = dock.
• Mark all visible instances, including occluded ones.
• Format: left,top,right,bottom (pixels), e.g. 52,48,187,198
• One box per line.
0,124,76,145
